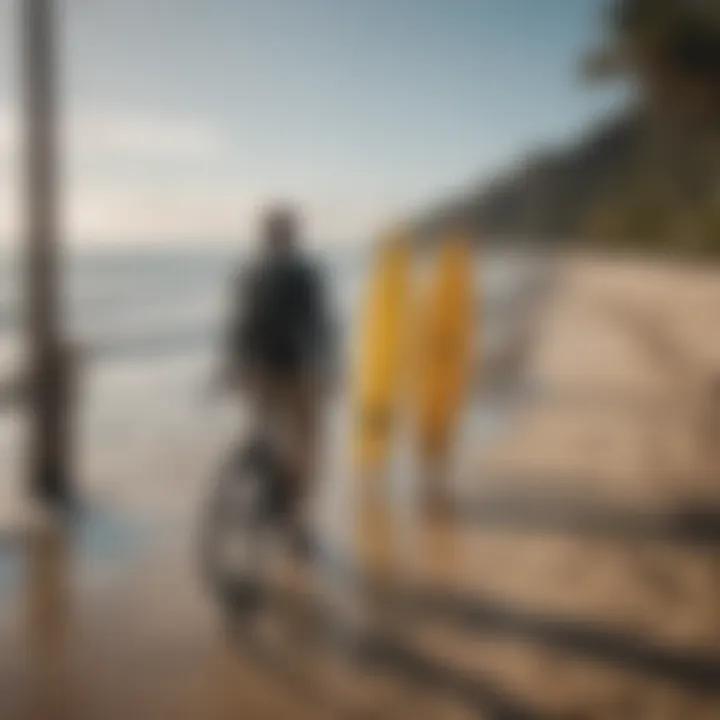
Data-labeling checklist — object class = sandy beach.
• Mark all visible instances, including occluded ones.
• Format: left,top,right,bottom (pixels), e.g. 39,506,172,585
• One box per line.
437,255,720,717
1,252,720,719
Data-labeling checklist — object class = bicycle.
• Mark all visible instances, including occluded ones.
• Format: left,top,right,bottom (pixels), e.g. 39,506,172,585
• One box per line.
199,386,305,623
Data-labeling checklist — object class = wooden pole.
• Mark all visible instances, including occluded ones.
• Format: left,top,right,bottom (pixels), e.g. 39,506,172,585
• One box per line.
23,0,71,504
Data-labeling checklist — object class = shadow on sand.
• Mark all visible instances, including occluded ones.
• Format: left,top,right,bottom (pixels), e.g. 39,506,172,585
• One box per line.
378,581,720,696
219,535,720,720
225,584,557,720
445,482,720,548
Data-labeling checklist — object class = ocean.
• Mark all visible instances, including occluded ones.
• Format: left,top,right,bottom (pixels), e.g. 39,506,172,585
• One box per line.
0,242,549,522
0,242,543,365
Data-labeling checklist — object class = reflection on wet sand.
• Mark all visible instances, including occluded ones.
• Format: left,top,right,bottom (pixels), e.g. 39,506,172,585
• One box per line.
26,527,72,720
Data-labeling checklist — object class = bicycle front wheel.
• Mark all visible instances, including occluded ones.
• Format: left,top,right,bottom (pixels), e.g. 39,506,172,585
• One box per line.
200,442,280,616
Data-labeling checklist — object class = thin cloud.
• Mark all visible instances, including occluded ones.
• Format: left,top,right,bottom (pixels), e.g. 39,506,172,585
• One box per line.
0,106,230,241
70,110,225,160
0,106,226,161
67,183,255,242
0,105,397,244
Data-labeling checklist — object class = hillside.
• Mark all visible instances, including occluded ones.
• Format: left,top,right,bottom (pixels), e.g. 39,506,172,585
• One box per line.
422,110,719,253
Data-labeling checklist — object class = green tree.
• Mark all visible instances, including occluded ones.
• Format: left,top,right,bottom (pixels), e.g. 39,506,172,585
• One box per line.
587,0,720,119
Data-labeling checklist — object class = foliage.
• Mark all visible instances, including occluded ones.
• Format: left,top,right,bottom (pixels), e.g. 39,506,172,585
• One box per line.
590,0,720,118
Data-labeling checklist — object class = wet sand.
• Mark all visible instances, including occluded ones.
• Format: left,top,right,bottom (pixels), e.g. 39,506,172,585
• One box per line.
1,254,720,718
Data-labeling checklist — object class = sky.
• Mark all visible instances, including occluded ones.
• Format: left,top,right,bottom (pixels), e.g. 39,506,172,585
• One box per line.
0,0,625,246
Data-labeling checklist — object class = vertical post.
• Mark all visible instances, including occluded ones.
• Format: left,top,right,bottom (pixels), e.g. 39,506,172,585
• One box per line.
23,0,71,504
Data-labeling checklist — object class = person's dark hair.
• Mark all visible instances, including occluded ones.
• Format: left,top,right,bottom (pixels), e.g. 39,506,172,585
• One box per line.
261,204,299,254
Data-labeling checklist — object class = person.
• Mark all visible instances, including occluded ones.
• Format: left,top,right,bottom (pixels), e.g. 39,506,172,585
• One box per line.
223,204,334,547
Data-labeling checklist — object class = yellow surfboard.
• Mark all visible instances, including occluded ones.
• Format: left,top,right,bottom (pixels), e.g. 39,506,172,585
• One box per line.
416,235,474,463
353,233,413,474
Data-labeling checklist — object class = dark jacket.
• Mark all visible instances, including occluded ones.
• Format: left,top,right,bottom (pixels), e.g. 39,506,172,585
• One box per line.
228,252,333,376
